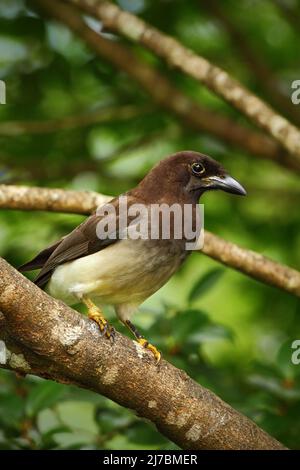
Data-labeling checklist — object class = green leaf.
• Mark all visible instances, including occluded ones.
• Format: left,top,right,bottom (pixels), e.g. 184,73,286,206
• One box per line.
55,401,98,435
25,381,65,417
127,422,167,446
170,309,210,343
52,431,95,449
188,268,224,303
247,374,300,401
0,394,24,430
37,408,61,435
189,325,234,343
105,434,158,451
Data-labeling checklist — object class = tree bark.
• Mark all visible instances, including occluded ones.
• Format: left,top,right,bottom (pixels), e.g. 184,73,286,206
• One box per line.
1,184,299,297
0,257,286,450
69,0,300,162
0,184,111,214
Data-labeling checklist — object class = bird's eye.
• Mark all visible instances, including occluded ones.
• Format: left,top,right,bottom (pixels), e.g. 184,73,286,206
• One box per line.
191,162,205,176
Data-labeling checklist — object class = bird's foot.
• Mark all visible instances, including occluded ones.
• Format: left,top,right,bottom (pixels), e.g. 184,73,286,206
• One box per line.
124,319,161,363
137,338,161,364
82,297,115,341
89,307,115,340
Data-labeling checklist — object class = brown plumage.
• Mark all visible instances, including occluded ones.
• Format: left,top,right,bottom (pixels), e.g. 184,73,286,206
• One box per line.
19,151,246,362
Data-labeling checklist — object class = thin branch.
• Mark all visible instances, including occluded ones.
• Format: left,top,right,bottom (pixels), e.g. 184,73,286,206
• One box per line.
31,0,300,173
68,0,300,162
202,231,300,297
0,105,149,136
0,184,299,297
0,185,111,213
0,257,286,450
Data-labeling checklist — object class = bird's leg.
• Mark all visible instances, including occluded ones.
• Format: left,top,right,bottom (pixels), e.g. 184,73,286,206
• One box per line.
125,320,161,363
82,296,115,341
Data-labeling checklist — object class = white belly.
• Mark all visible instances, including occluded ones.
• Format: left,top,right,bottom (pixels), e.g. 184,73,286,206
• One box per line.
46,238,187,307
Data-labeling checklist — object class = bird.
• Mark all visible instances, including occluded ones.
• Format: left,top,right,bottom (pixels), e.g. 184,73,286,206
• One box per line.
19,151,246,362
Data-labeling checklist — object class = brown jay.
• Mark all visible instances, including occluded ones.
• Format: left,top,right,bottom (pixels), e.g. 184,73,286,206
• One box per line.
19,151,246,362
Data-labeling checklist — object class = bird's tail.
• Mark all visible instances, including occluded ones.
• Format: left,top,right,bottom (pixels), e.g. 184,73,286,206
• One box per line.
18,239,62,273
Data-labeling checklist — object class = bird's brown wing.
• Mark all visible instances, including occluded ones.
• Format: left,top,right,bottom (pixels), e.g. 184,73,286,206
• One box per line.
28,196,135,288
19,238,64,272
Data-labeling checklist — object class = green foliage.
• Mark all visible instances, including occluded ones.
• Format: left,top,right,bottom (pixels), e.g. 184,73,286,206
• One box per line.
0,0,300,450
188,268,225,303
25,381,65,418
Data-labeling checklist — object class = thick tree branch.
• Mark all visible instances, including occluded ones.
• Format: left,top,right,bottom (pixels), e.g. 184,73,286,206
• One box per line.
0,257,286,450
31,0,300,173
68,0,300,162
0,184,299,297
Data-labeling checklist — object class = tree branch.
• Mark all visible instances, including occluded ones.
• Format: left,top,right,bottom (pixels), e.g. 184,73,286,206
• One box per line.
0,257,286,450
1,184,299,297
0,105,148,136
201,231,300,297
68,0,300,162
0,185,111,213
30,0,300,173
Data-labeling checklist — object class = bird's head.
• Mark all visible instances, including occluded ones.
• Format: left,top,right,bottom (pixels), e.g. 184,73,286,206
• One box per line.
182,151,246,197
136,151,246,202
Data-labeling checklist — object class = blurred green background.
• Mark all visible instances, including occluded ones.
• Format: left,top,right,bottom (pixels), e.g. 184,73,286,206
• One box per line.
0,0,300,450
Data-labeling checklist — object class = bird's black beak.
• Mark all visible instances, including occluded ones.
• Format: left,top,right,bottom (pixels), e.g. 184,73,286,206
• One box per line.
203,175,247,196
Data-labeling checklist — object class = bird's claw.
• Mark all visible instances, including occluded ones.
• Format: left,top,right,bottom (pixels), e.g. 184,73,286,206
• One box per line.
88,307,114,341
100,323,115,342
138,338,161,364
